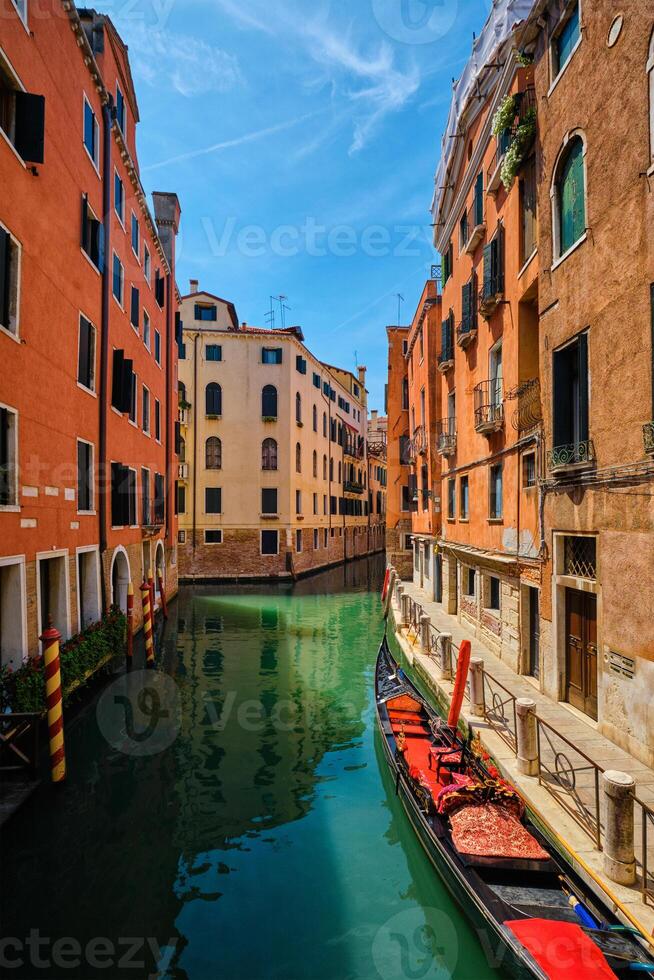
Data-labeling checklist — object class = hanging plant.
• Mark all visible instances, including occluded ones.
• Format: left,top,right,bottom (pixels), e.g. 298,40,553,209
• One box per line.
516,49,534,67
500,107,537,189
491,94,518,137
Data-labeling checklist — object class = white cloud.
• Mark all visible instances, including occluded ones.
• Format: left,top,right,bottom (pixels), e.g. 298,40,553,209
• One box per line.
124,24,242,97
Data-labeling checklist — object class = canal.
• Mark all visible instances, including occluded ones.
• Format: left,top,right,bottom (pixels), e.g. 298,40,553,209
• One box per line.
1,556,502,980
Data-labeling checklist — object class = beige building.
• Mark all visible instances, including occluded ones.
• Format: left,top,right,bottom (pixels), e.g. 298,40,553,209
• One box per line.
176,281,382,580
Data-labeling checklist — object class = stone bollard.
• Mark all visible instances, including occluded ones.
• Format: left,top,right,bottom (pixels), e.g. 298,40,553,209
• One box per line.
401,592,410,628
438,633,452,681
419,614,431,656
602,770,636,885
469,656,485,717
516,698,538,776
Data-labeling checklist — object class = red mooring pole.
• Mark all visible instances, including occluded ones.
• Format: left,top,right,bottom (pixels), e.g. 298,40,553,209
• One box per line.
148,567,156,620
40,621,66,784
126,581,134,666
157,573,168,619
141,578,155,668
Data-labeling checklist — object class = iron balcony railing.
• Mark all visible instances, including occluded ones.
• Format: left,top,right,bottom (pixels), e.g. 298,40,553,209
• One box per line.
479,270,504,312
457,313,478,347
506,378,543,431
643,421,654,455
435,418,456,456
547,440,596,473
473,379,504,432
344,480,364,495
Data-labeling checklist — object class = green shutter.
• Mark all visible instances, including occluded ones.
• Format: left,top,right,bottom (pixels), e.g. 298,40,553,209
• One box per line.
560,139,585,253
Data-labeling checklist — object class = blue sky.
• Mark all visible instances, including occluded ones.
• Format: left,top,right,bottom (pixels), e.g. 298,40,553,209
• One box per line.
114,0,491,410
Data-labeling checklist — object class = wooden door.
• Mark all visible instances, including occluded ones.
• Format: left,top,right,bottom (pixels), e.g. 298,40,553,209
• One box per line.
528,587,540,679
565,589,597,720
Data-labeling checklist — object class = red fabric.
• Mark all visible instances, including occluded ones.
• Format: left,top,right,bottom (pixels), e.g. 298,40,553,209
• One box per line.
449,804,550,860
381,568,390,601
448,640,471,729
506,919,618,980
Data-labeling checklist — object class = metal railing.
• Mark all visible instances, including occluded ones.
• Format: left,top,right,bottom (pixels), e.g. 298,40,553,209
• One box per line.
438,343,454,369
474,380,504,432
435,419,456,456
482,669,517,751
344,480,364,494
479,269,504,308
638,798,654,905
536,715,603,850
506,378,542,432
0,713,41,774
547,439,596,472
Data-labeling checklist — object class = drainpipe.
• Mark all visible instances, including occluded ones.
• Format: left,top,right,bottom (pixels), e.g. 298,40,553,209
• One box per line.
98,97,113,613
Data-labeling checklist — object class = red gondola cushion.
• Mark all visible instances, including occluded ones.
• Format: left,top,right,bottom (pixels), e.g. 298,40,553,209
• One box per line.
505,919,618,980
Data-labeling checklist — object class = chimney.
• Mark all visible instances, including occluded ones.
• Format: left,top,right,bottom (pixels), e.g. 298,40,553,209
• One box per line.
189,279,199,294
152,192,181,270
357,365,367,387
371,410,378,421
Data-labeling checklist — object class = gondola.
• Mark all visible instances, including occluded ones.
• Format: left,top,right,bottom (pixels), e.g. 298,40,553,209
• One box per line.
375,634,654,979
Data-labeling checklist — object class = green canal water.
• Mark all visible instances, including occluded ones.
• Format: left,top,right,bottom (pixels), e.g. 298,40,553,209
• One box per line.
1,556,503,980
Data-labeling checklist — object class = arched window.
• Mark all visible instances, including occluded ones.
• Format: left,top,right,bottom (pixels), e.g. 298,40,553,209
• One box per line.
312,404,317,432
323,412,327,437
323,454,327,479
296,442,302,473
338,461,342,483
296,392,302,424
553,135,586,258
649,30,654,163
179,436,186,463
206,437,221,469
178,381,186,404
262,438,277,470
262,385,278,418
206,382,222,416
312,450,317,478
329,457,334,481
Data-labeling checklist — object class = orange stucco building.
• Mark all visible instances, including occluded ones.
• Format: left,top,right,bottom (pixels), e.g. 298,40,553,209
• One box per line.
385,324,411,576
0,2,180,663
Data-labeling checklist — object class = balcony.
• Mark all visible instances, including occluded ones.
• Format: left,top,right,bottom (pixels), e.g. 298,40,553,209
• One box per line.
547,440,596,476
463,198,485,255
478,271,504,318
435,419,456,457
178,406,190,426
486,128,511,195
644,422,654,455
412,424,427,457
507,378,542,432
437,344,454,373
344,437,365,460
487,87,537,196
178,462,189,479
474,380,504,434
456,319,477,349
344,480,364,495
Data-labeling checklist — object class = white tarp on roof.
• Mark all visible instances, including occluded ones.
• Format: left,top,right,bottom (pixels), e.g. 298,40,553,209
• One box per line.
430,0,537,226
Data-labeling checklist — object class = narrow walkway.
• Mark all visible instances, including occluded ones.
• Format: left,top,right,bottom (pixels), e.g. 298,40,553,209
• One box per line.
391,581,654,937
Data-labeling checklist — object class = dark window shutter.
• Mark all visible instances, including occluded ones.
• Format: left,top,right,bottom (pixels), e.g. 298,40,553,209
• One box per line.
461,281,470,323
474,171,484,225
122,358,134,414
577,332,589,443
175,420,181,455
155,273,165,307
96,220,105,272
111,350,124,410
130,286,139,328
483,243,492,297
175,312,183,345
78,316,90,386
14,93,45,164
81,195,89,253
0,228,9,328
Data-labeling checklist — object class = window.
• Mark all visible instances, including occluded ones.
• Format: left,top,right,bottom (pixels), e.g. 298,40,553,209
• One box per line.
464,567,476,597
0,55,44,163
116,82,125,134
110,463,136,527
323,412,327,437
206,382,222,416
313,372,321,389
460,475,469,520
155,270,165,308
154,473,165,524
142,386,150,435
177,483,186,515
447,478,456,519
112,253,124,305
195,303,217,321
441,242,453,284
554,136,586,258
401,485,410,512
114,172,124,224
205,530,223,545
296,489,302,514
402,377,409,411
482,227,504,300
129,371,137,425
154,330,161,366
262,438,278,471
313,493,318,515
0,224,20,337
154,399,161,442
312,404,317,432
141,468,150,525
261,530,279,555
522,452,536,488
0,406,17,506
262,347,282,364
178,530,186,544
206,437,222,469
142,310,151,351
295,392,302,424
130,285,139,330
552,332,589,462
261,488,278,515
520,157,537,264
110,349,134,413
206,344,222,362
83,96,99,168
262,385,277,418
322,455,327,480
552,0,580,81
296,529,303,553
77,314,96,391
314,529,319,550
178,436,186,463
489,464,503,519
144,246,151,284
205,487,222,514
296,355,307,374
131,213,140,259
488,576,501,612
295,442,301,473
81,196,104,270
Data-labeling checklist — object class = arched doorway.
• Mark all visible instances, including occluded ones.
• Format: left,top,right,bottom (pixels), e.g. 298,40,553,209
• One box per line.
110,547,131,614
154,540,165,604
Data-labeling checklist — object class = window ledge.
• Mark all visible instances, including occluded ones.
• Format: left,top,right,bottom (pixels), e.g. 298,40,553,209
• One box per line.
459,518,469,524
260,513,279,520
0,323,20,344
647,161,654,178
517,248,538,280
0,504,20,513
488,518,504,524
77,510,96,517
0,127,27,169
80,248,101,276
77,382,97,397
551,231,587,272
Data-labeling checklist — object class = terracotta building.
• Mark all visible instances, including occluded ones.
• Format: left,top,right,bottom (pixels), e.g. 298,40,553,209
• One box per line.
431,8,543,670
403,282,443,601
385,324,412,576
529,1,654,764
176,283,381,581
367,418,387,556
0,3,179,664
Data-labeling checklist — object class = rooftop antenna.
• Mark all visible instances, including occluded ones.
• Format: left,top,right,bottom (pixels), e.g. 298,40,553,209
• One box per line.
265,296,275,330
273,294,290,330
396,293,404,327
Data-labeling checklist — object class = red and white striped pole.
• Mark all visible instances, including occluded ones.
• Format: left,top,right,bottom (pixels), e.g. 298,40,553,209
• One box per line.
148,567,156,619
40,621,66,784
157,573,168,619
141,579,155,668
126,581,134,666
